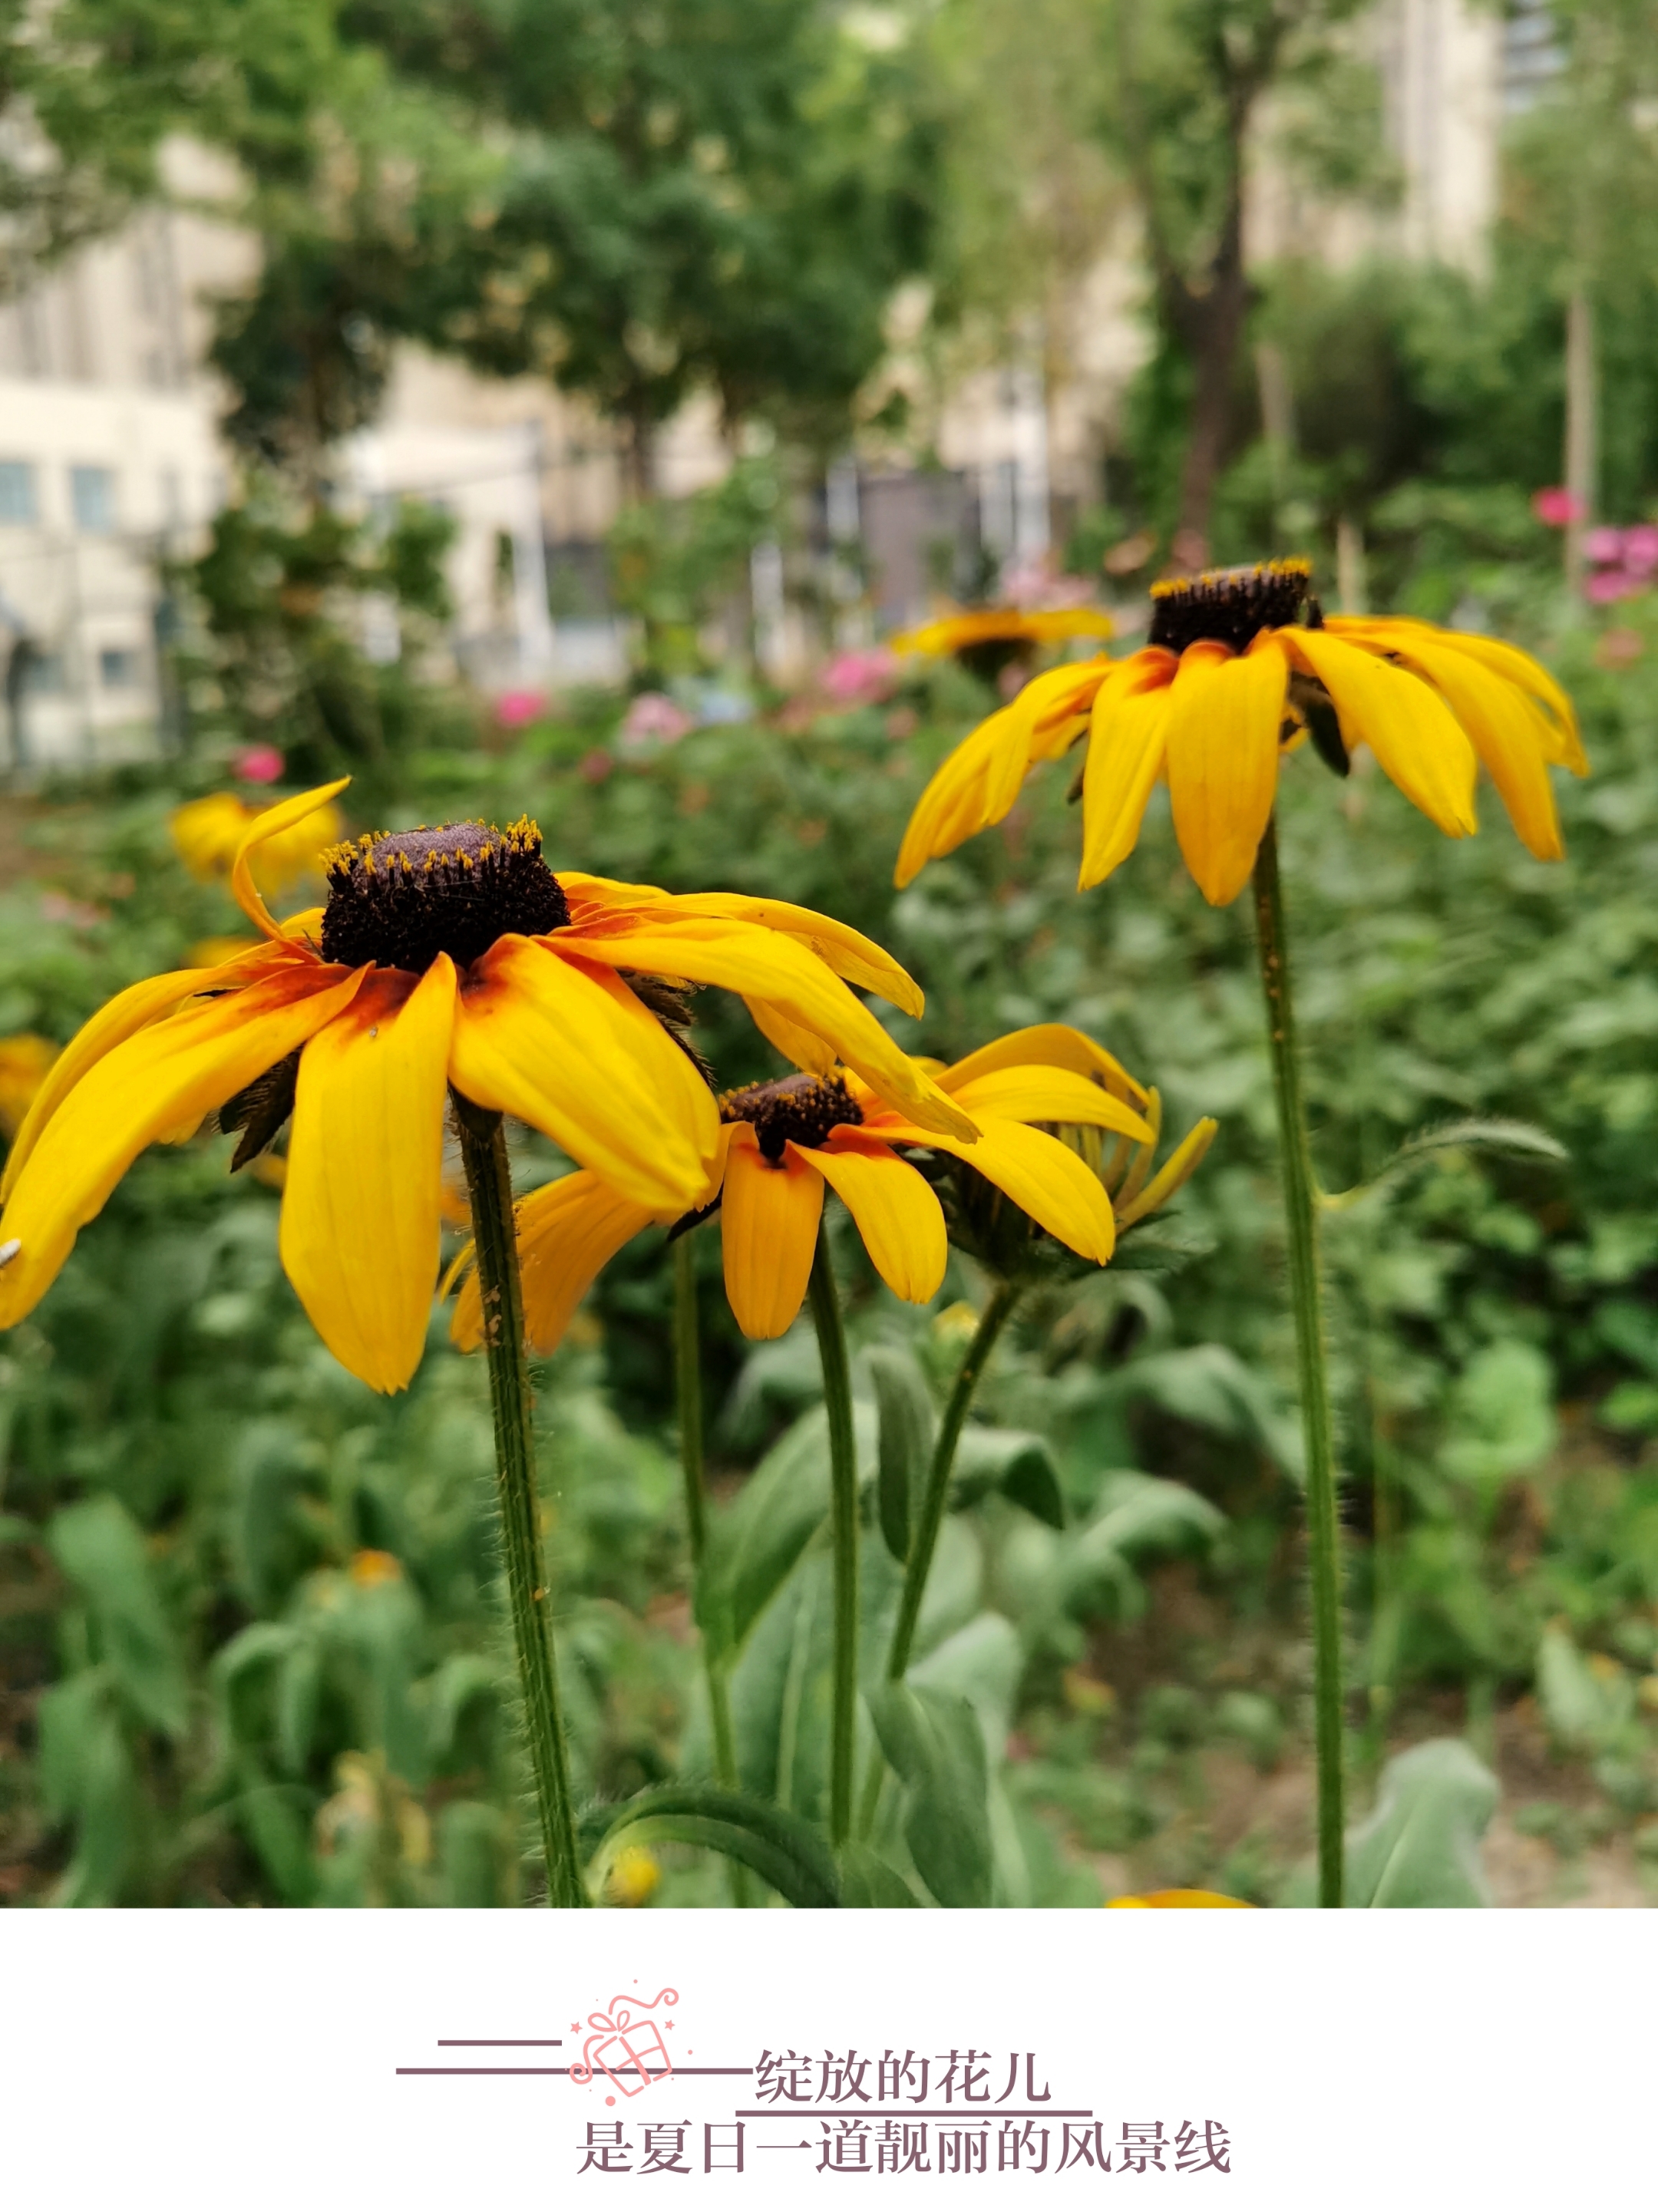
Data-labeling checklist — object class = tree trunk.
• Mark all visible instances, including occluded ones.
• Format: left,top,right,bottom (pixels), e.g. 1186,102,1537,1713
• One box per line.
1173,269,1249,563
623,402,656,503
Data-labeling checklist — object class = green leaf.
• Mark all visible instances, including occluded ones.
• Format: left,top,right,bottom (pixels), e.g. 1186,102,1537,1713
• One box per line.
952,1426,1065,1530
0,1513,35,1547
838,1843,923,1907
1327,1118,1570,1213
1055,1474,1224,1622
1537,1626,1634,1751
35,1672,137,1907
48,1495,187,1737
866,1682,992,1908
867,1345,934,1564
236,1780,318,1905
1116,1345,1304,1483
594,1784,841,1909
699,1400,874,1656
1343,1739,1499,1907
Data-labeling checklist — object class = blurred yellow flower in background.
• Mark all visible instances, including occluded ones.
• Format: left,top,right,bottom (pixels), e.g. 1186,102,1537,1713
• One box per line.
891,606,1114,656
0,1035,58,1140
171,790,345,896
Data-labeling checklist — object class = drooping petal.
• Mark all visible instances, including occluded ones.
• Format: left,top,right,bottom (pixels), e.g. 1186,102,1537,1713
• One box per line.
745,996,837,1076
279,956,456,1395
230,779,351,941
1336,623,1564,858
1115,1117,1219,1229
1,944,306,1200
1331,616,1586,774
805,1136,947,1306
555,917,975,1142
0,960,365,1329
560,879,924,1016
875,1115,1115,1264
1079,653,1177,889
450,1170,662,1356
720,1126,822,1339
1163,638,1286,907
936,1023,1148,1107
448,936,717,1214
1285,627,1477,840
944,1065,1154,1144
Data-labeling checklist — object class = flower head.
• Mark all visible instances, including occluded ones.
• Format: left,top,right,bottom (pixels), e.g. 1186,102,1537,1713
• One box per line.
451,1025,1165,1350
897,558,1587,906
2,782,969,1395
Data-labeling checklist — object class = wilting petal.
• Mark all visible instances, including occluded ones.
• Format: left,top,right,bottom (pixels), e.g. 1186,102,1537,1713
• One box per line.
1163,639,1286,907
230,779,350,940
945,1065,1154,1143
557,917,974,1141
877,1114,1115,1263
0,960,364,1329
1079,652,1177,889
1286,627,1477,840
1332,617,1586,774
451,1170,662,1356
720,1126,822,1339
937,1023,1148,1107
805,1136,947,1305
448,936,717,1213
280,957,456,1395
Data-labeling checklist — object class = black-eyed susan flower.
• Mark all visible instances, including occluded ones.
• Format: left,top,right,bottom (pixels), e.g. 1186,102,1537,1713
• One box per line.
170,788,343,896
897,559,1587,906
0,781,971,1395
451,1025,1161,1351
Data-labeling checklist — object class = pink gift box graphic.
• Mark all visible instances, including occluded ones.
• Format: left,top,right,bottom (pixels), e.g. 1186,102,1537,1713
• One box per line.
570,1989,679,2098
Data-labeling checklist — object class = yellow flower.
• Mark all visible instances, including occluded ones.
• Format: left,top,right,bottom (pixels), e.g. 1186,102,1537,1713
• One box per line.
171,791,344,896
0,1035,58,1141
891,606,1115,656
1106,1889,1253,1908
897,559,1587,906
0,782,969,1395
606,1844,662,1907
451,1025,1158,1351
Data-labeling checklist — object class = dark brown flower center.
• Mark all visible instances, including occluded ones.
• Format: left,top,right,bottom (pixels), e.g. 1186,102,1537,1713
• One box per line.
319,817,569,972
718,1073,862,1163
1148,558,1317,655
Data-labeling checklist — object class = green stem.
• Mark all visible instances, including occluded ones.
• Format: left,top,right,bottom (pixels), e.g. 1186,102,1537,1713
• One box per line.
1251,815,1345,1909
858,1279,1021,1837
807,1226,859,1848
453,1092,586,1908
673,1233,748,1903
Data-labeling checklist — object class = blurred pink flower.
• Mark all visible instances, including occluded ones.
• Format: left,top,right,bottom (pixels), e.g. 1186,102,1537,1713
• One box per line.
579,748,614,784
997,554,1092,609
234,745,285,785
1585,526,1625,566
1532,487,1586,527
495,689,547,731
619,692,695,748
1623,525,1658,574
1586,568,1637,604
823,649,897,705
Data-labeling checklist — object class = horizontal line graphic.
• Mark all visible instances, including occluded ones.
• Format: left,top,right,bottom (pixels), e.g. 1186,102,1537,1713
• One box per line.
736,2109,1089,2121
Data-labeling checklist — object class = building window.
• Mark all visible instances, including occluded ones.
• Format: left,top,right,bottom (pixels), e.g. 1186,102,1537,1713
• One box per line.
71,466,117,533
24,652,66,695
0,461,35,524
98,646,142,689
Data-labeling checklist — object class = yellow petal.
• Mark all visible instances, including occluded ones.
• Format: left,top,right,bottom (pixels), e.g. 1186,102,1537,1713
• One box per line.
558,917,975,1142
1106,1889,1252,1909
805,1137,946,1305
230,778,351,940
1339,625,1564,859
1115,1118,1219,1229
893,706,1033,887
1079,652,1177,889
451,1170,662,1355
939,1023,1148,1108
744,996,837,1077
448,936,717,1214
1163,639,1286,906
1331,616,1586,774
945,1065,1154,1144
877,1115,1115,1264
1286,627,1477,839
720,1127,822,1339
0,960,365,1329
279,957,456,1395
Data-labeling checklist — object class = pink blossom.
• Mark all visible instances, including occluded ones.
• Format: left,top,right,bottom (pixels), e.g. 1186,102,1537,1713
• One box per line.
234,744,285,785
997,554,1092,609
1623,525,1658,574
823,649,897,705
1585,568,1638,604
1531,487,1586,527
619,692,695,748
579,748,614,784
1585,526,1625,566
495,689,547,731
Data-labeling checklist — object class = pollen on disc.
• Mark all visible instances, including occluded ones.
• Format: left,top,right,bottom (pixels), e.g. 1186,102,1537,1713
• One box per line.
319,817,569,972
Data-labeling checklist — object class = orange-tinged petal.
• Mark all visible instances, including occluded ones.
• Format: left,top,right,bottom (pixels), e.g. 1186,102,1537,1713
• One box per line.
720,1126,822,1339
804,1136,947,1305
1330,616,1586,774
451,1169,663,1355
1285,627,1477,839
1022,656,1118,761
946,1065,1154,1143
448,936,717,1214
937,1024,1148,1108
0,959,365,1329
1106,1889,1252,1908
279,956,456,1395
230,779,350,941
876,1115,1115,1263
1079,653,1177,888
1164,639,1286,906
557,918,975,1142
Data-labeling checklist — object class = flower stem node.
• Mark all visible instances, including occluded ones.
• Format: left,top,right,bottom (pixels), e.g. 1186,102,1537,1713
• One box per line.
718,1072,862,1162
319,818,570,972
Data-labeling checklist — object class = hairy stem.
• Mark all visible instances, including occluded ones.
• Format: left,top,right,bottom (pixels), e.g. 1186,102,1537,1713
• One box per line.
453,1092,586,1908
1251,817,1345,1908
807,1227,859,1848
